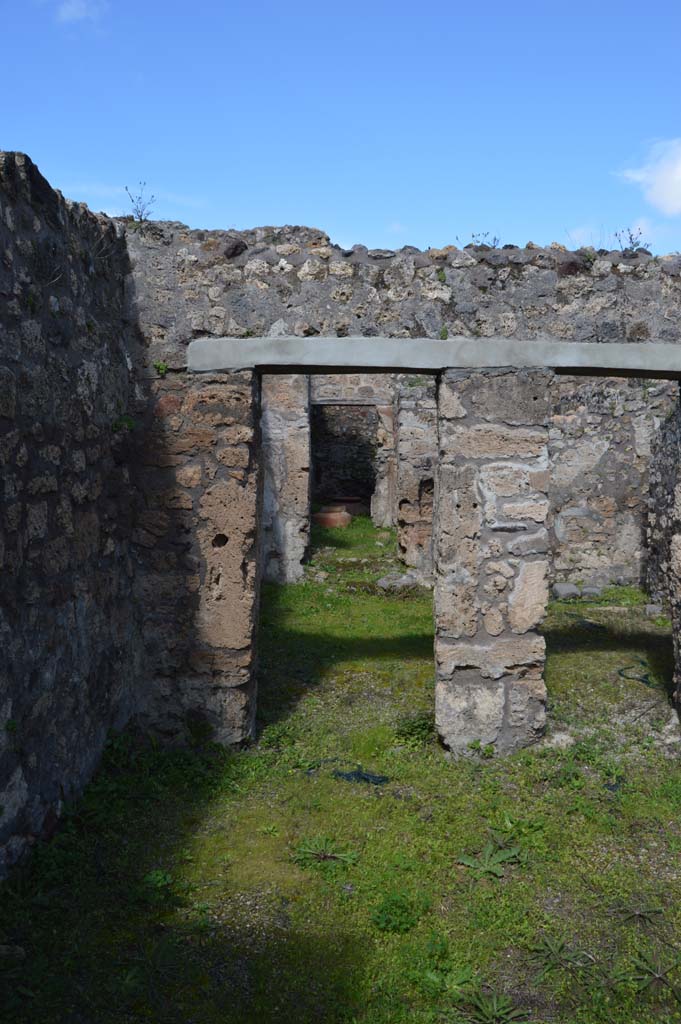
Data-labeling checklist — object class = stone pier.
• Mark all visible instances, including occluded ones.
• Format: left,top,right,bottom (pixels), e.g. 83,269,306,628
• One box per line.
260,374,310,582
134,370,262,746
434,367,551,754
395,374,437,576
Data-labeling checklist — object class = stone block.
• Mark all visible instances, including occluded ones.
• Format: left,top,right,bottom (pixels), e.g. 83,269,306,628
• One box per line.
441,424,548,461
435,670,505,750
436,634,546,680
508,560,549,633
436,465,482,558
442,367,552,425
506,529,549,556
435,569,479,638
435,662,546,754
498,498,549,523
0,367,16,419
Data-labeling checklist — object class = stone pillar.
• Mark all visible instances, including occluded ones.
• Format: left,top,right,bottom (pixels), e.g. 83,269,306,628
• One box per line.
260,374,311,583
396,375,438,578
434,367,551,755
647,387,681,702
370,404,397,527
134,370,261,746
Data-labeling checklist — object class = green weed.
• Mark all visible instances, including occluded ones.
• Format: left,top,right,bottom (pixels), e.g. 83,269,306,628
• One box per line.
458,842,520,880
292,836,359,871
372,891,424,934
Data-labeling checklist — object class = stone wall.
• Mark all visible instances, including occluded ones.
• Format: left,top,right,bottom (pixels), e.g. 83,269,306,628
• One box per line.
647,394,681,702
122,228,263,745
122,217,681,591
434,368,551,754
310,373,393,406
549,377,675,587
369,402,397,528
261,374,310,583
0,154,144,875
648,395,681,604
395,375,438,576
125,225,681,346
6,150,681,873
0,155,265,877
128,368,261,746
388,373,676,588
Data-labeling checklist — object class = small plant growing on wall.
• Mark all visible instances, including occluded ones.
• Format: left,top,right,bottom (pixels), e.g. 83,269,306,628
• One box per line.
112,414,136,433
125,182,156,223
153,361,169,377
456,231,501,248
615,226,651,252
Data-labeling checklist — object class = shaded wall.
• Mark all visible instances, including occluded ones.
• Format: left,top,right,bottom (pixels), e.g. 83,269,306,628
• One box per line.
311,404,378,506
0,154,144,875
0,156,264,877
129,368,261,745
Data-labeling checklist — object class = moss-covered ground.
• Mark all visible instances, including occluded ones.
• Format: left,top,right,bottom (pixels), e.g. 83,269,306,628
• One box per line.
2,517,681,1023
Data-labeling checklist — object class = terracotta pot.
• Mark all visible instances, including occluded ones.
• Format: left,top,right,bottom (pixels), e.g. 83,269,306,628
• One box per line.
327,496,368,516
313,507,352,528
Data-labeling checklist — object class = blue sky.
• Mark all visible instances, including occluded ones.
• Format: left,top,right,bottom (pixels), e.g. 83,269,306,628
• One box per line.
3,1,681,251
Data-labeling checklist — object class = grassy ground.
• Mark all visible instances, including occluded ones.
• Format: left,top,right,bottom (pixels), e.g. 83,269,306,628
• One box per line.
2,517,681,1023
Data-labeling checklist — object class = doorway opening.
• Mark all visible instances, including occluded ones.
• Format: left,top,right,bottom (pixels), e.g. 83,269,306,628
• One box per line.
258,370,437,746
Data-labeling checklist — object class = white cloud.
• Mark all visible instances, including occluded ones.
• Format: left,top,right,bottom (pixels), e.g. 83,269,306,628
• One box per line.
622,139,681,216
56,0,107,23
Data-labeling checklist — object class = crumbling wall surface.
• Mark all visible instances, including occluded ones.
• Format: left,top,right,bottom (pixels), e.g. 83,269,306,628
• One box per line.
370,403,397,528
549,377,676,587
395,375,438,576
647,392,681,700
0,154,143,876
130,368,261,744
123,222,681,348
120,209,267,745
124,221,681,584
121,230,262,745
310,373,394,406
647,392,681,605
261,374,310,582
434,368,551,755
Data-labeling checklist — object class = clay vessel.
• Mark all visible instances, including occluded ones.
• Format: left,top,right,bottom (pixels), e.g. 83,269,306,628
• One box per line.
313,505,352,528
330,496,367,516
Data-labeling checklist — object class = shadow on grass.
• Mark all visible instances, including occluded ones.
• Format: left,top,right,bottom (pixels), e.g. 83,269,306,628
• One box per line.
310,524,356,550
542,612,675,700
257,585,677,734
257,627,435,729
257,579,434,730
0,739,364,1024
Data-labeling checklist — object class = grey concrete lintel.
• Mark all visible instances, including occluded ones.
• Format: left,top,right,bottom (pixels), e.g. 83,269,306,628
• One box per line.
188,335,681,380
